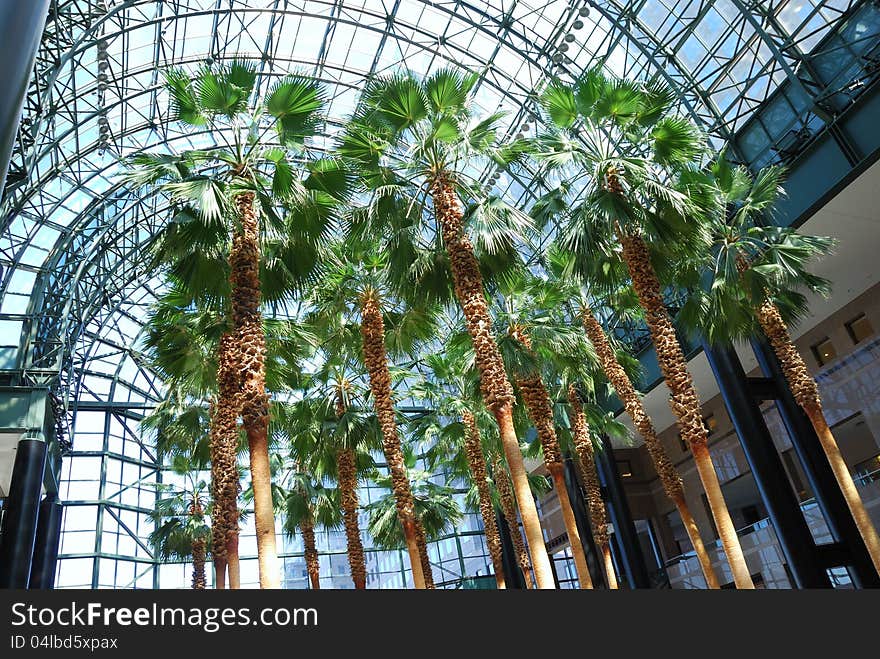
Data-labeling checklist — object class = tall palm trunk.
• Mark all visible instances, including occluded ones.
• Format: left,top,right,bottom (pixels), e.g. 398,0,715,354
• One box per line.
462,411,506,589
617,228,753,588
431,173,555,589
757,297,880,574
230,191,279,589
511,327,592,588
190,498,207,590
226,534,240,590
209,332,241,589
335,391,367,589
300,513,320,590
567,385,617,589
359,289,431,589
337,446,367,589
415,523,435,589
581,306,720,588
494,457,534,589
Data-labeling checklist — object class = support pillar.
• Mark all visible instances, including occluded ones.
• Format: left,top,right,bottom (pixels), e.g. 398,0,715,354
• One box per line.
0,437,48,588
594,434,650,588
704,342,832,588
30,493,63,589
495,510,526,589
0,0,51,199
563,456,606,587
752,338,880,588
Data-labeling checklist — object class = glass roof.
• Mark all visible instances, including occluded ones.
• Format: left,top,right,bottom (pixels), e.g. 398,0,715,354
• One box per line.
0,0,878,415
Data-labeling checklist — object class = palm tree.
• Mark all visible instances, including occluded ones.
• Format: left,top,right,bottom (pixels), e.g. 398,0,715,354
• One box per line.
142,279,316,589
537,245,720,587
489,454,552,589
460,410,507,589
147,429,212,590
358,278,433,590
141,283,242,588
495,272,596,588
308,238,441,588
410,350,507,588
565,385,617,588
280,461,341,590
277,375,378,589
680,157,880,574
537,69,754,588
125,61,340,588
367,446,463,587
339,69,555,588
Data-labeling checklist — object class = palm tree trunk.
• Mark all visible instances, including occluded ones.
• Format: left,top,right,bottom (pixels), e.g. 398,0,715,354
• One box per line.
192,538,207,590
230,191,279,589
511,328,592,588
601,545,618,589
190,498,206,590
494,457,534,589
756,298,880,574
462,411,506,589
209,332,242,589
226,533,240,590
548,465,594,588
581,306,720,588
618,230,754,589
415,521,435,589
359,289,430,589
431,173,555,589
300,514,320,590
568,385,616,588
337,446,367,589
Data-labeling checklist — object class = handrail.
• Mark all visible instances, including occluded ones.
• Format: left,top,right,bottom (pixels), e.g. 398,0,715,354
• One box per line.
663,498,823,567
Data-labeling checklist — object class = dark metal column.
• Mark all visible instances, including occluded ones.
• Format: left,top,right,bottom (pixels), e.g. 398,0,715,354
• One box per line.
563,456,606,587
594,434,651,588
751,338,880,587
0,438,48,588
703,342,832,588
29,493,63,589
495,510,526,589
0,0,51,199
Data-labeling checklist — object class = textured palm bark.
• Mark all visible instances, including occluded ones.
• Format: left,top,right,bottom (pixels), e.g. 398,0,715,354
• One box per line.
567,385,615,588
494,457,534,589
617,227,753,589
431,172,554,589
415,521,435,589
359,289,430,589
230,191,279,589
337,446,367,589
209,332,241,590
511,327,592,588
757,298,880,574
581,307,720,588
190,498,206,590
462,411,506,589
300,514,320,590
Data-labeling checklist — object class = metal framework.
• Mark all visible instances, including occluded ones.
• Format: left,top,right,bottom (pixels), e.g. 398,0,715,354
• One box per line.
0,0,878,588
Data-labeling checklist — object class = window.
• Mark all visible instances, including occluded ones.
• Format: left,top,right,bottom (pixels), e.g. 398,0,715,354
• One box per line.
845,313,874,344
617,460,633,478
853,454,880,486
810,337,837,366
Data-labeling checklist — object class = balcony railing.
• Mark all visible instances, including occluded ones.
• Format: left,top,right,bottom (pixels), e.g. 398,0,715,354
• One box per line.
664,475,880,588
